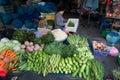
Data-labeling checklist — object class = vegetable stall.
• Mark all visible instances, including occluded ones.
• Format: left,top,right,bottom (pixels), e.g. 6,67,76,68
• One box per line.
0,29,104,80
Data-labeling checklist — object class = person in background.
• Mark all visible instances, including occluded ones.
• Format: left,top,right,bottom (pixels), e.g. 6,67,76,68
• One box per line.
54,6,69,33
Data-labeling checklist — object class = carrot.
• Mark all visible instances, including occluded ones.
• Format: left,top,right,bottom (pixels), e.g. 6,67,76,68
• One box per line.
12,67,18,71
13,59,18,64
0,59,6,68
1,50,7,56
8,53,16,59
7,62,13,70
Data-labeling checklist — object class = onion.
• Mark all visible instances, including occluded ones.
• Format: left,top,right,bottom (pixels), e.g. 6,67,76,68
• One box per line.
34,47,38,51
21,44,26,49
27,46,33,52
29,42,33,46
24,41,30,46
34,44,40,48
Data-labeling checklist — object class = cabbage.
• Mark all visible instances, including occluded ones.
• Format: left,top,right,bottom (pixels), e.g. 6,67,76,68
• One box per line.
5,41,15,48
1,37,10,43
12,40,20,44
0,42,5,48
13,46,21,52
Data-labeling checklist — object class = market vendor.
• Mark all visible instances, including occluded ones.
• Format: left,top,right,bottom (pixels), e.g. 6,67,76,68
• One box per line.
54,6,69,33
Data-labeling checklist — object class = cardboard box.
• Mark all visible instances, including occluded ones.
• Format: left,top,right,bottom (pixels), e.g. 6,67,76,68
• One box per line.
66,18,79,32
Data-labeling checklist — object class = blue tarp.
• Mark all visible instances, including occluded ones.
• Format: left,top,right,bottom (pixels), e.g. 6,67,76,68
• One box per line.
0,13,12,25
12,19,23,29
25,20,33,29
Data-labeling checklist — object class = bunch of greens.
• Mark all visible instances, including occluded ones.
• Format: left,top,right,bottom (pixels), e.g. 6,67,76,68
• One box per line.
12,30,26,43
62,44,78,58
25,31,36,42
44,41,66,55
41,31,55,45
33,38,42,45
12,29,36,43
68,20,75,27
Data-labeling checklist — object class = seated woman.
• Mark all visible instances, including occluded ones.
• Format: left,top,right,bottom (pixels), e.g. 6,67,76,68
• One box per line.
54,6,69,33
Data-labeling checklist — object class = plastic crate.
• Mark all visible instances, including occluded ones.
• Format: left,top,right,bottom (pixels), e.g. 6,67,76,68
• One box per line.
92,41,109,56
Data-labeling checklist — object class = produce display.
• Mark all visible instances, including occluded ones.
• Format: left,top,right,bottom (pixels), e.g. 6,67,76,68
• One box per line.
67,20,75,27
93,41,107,51
92,41,109,56
0,38,22,72
20,41,44,52
12,29,36,43
40,31,55,45
0,38,21,52
0,31,105,80
44,41,66,55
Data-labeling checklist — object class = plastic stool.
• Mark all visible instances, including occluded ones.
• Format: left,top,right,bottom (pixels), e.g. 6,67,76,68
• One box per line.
99,15,112,31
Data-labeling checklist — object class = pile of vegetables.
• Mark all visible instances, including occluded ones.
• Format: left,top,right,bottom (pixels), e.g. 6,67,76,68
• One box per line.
0,38,21,52
93,41,107,51
23,49,104,80
0,34,104,80
40,31,55,45
20,41,44,52
67,20,75,27
12,29,36,43
44,41,65,55
18,34,104,80
0,49,18,71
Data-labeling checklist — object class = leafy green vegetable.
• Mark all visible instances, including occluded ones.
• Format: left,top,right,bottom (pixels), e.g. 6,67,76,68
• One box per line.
44,41,66,55
25,31,36,42
12,30,26,43
68,20,75,27
12,29,36,43
41,31,55,45
47,20,54,26
62,44,78,58
33,38,42,45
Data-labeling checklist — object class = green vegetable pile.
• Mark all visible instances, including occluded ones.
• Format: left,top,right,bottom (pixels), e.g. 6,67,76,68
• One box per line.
68,20,75,27
41,31,55,45
47,20,54,26
12,29,36,43
15,34,104,80
2,33,104,80
44,41,65,55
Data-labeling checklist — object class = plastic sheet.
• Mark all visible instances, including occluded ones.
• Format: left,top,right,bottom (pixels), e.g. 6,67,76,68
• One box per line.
25,20,33,29
1,13,12,25
106,32,120,44
12,19,23,29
